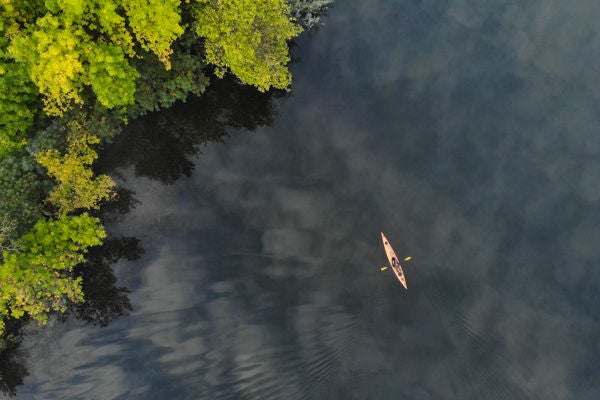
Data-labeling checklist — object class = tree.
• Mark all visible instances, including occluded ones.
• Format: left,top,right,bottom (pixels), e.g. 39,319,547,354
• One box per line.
193,0,302,91
35,122,116,215
3,0,308,119
0,217,18,254
0,214,106,334
0,62,39,159
129,31,209,118
287,0,334,30
0,153,45,237
121,0,185,69
0,2,44,159
7,0,184,115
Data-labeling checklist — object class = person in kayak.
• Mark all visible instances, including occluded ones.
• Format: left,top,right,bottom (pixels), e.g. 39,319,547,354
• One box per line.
391,257,403,275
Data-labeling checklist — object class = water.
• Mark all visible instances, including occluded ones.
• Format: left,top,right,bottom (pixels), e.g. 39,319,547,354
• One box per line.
7,0,600,398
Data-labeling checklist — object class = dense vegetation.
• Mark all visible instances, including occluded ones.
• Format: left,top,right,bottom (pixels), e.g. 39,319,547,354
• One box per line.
0,0,332,346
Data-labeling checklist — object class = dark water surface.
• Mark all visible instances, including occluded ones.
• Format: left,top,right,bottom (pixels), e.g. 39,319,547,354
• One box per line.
12,0,600,398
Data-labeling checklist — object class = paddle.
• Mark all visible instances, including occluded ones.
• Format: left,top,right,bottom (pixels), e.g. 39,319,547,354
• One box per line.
380,256,412,271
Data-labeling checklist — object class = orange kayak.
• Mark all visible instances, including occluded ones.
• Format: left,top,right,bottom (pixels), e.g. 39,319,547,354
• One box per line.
381,232,408,289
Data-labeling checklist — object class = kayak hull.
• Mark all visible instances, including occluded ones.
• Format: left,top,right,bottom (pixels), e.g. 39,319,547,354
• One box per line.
381,232,408,289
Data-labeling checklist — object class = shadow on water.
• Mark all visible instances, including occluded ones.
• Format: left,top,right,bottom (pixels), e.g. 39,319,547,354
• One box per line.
62,236,143,327
97,76,281,184
0,320,27,397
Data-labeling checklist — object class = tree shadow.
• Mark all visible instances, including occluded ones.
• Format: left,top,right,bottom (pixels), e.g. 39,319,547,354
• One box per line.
98,76,281,184
0,319,27,397
63,236,143,327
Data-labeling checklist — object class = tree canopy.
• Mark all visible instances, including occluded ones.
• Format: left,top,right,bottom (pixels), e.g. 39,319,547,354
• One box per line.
6,0,184,115
2,0,302,121
0,214,105,334
194,0,302,91
35,121,116,214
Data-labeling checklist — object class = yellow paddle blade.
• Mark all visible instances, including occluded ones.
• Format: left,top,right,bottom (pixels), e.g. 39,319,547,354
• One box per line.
404,256,412,261
380,266,388,271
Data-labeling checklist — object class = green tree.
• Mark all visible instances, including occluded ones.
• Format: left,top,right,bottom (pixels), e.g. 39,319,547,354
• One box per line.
35,122,116,214
4,0,306,118
0,153,44,237
0,62,39,159
130,31,209,117
7,0,184,115
193,0,302,91
0,2,43,159
0,214,106,334
122,0,184,69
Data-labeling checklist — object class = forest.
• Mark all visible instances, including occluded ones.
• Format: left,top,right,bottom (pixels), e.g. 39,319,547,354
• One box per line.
0,0,331,356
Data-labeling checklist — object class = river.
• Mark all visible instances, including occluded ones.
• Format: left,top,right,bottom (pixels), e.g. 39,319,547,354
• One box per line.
9,0,600,398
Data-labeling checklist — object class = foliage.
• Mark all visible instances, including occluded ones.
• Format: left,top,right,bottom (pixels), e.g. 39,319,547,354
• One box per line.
26,106,124,154
35,122,116,214
86,44,140,110
6,0,184,115
0,217,18,254
71,104,123,143
193,0,302,92
8,15,87,115
0,3,43,159
0,214,106,334
2,0,311,119
0,62,39,159
130,32,209,118
287,0,334,30
0,153,45,237
121,0,184,69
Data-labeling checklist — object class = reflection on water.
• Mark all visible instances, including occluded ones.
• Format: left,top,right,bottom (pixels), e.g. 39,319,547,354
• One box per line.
0,319,27,397
11,0,600,398
98,77,279,184
63,237,142,327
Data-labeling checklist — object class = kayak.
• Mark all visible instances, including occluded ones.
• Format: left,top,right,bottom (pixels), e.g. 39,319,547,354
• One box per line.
381,232,408,289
